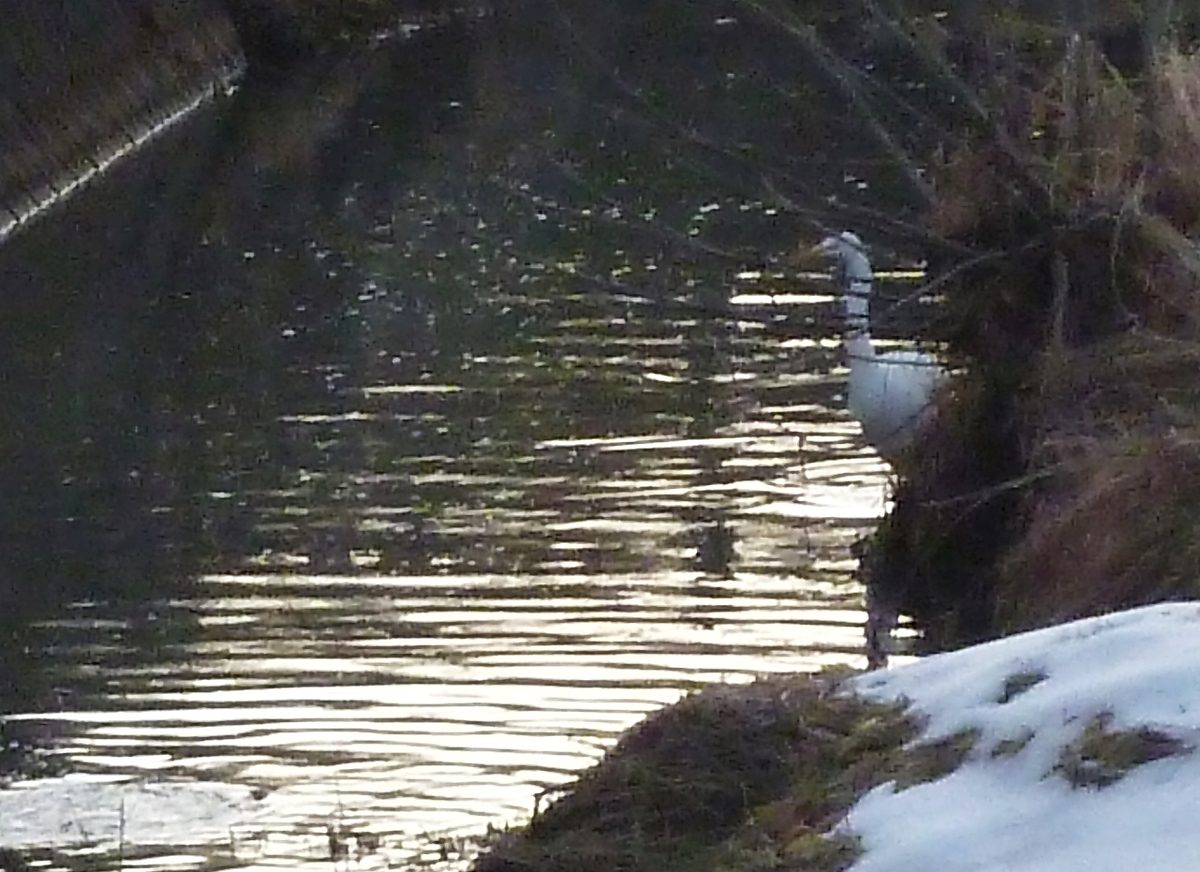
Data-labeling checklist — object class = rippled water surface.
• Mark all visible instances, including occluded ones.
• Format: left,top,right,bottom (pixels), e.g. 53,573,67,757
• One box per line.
0,8,907,870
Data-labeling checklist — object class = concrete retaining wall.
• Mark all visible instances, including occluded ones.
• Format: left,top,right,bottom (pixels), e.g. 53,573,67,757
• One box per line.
0,0,245,240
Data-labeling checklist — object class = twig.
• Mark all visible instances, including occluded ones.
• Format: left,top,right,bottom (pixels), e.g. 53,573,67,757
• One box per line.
736,0,936,207
927,467,1060,531
858,0,1055,219
877,247,1008,317
1050,247,1070,349
544,0,792,209
759,175,978,257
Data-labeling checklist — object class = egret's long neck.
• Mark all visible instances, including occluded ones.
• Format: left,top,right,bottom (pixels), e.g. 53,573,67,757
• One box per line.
841,248,874,359
843,276,871,336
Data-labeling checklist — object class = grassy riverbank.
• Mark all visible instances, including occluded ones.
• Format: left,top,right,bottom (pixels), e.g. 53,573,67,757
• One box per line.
474,605,1200,872
475,672,920,872
858,30,1200,650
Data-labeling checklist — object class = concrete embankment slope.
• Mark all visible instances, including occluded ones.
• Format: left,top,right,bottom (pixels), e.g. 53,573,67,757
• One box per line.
0,0,244,241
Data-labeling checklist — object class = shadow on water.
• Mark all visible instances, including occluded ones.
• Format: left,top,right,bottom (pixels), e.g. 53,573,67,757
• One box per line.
0,6,900,870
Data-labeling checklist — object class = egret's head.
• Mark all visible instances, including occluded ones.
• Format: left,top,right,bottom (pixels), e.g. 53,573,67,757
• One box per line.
816,231,864,256
813,231,872,284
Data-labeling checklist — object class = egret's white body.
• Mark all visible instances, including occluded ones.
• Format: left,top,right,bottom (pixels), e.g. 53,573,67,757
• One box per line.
818,232,945,461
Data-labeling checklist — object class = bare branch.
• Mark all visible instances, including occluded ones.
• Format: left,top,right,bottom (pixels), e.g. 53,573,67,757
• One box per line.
736,0,936,208
859,0,1055,219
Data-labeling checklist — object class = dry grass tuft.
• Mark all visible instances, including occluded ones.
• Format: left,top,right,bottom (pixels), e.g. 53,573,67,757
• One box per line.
1036,39,1142,214
997,670,1047,704
1054,712,1191,789
991,329,1200,632
474,672,924,872
893,729,979,790
991,729,1036,758
998,431,1200,633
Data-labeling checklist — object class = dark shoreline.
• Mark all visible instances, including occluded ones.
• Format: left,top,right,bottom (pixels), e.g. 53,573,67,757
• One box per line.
0,0,476,246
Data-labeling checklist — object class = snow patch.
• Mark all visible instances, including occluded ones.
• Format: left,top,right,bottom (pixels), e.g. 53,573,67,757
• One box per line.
845,603,1200,871
0,775,261,848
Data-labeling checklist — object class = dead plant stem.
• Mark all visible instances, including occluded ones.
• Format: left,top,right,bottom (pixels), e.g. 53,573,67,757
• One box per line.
1050,247,1070,349
859,0,1055,218
736,0,936,207
926,466,1061,533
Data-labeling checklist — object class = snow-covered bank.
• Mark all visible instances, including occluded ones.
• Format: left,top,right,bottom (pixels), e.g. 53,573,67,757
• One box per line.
0,775,260,849
846,602,1200,871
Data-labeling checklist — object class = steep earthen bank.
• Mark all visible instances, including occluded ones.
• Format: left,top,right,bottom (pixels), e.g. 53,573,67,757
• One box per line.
0,0,243,239
0,0,456,242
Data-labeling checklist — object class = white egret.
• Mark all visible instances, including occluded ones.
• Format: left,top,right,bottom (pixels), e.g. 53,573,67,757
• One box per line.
816,231,946,461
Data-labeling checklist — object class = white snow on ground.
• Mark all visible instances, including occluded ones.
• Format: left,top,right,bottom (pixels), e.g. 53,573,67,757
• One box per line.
0,775,261,848
845,602,1200,872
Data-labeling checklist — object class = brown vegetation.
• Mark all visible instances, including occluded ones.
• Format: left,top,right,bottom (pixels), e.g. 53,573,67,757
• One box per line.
1054,712,1191,789
476,673,924,872
865,29,1200,648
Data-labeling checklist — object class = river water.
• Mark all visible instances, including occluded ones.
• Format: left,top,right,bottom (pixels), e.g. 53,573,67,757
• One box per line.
0,7,904,870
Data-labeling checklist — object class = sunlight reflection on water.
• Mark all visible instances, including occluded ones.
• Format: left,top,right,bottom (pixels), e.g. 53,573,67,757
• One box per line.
0,11,925,869
3,267,897,867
